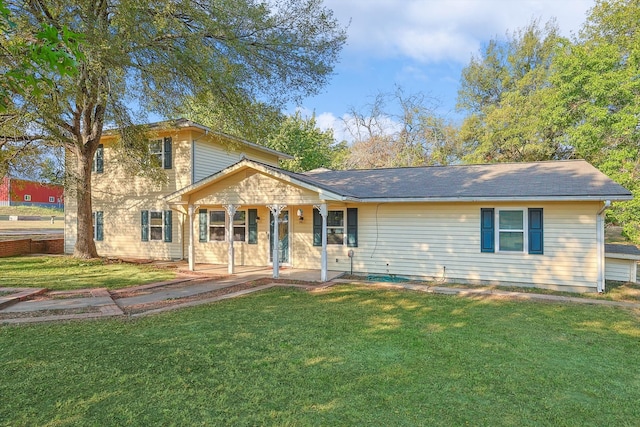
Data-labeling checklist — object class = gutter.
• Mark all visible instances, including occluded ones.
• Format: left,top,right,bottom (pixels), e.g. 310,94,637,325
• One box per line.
596,200,611,293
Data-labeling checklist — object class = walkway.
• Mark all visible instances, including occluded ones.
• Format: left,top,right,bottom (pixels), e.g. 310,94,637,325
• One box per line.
1,273,638,325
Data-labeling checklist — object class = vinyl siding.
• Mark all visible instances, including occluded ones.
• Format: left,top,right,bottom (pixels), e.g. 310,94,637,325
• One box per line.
193,138,280,183
605,257,638,283
290,201,601,292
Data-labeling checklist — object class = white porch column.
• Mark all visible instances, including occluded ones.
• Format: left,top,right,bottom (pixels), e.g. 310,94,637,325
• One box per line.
188,204,196,271
314,203,328,282
224,204,240,274
267,204,286,279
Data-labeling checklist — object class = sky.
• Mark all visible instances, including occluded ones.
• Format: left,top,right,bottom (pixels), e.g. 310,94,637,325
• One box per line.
296,0,596,141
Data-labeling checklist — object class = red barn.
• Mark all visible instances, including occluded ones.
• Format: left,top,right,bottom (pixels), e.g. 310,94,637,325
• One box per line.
0,177,64,209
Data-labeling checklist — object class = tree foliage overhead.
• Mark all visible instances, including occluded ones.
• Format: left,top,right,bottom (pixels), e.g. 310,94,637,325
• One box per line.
343,88,461,169
551,0,640,241
2,0,346,258
457,19,569,163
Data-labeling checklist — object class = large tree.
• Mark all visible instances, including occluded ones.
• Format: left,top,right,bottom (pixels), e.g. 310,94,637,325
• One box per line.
3,0,346,258
343,88,461,169
551,0,640,241
456,19,569,163
265,111,345,172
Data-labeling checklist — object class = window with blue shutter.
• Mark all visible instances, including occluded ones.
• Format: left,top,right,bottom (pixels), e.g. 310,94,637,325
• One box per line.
163,137,172,169
313,208,322,246
141,210,149,241
164,210,172,242
248,209,258,244
528,208,543,254
347,208,358,247
199,209,207,242
480,208,495,253
95,211,104,241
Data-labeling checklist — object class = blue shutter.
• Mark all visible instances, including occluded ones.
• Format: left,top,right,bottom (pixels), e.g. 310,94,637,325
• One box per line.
141,210,149,241
313,208,322,246
95,211,104,241
480,208,494,253
199,209,207,242
248,209,258,244
163,137,172,169
347,208,358,247
528,208,543,254
164,210,172,242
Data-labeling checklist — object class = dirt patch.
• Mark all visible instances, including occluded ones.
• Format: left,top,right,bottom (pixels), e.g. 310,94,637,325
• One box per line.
0,306,100,320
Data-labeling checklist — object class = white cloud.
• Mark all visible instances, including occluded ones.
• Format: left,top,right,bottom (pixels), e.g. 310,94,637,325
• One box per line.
324,0,593,64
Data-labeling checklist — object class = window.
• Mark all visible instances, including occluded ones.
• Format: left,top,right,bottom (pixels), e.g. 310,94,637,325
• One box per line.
233,210,246,242
93,211,103,241
141,210,172,242
480,208,543,254
313,208,358,247
209,210,226,241
92,144,104,173
48,196,55,203
498,209,524,252
149,137,172,169
202,209,249,242
24,194,31,201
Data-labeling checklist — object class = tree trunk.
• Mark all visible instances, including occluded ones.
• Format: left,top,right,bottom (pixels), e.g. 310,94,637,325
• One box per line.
73,148,98,259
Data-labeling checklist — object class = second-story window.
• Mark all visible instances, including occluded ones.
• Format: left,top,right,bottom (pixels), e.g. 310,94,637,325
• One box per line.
149,137,172,169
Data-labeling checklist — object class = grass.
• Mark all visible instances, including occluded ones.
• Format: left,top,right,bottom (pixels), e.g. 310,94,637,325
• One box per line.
0,256,176,290
1,285,639,425
0,206,63,216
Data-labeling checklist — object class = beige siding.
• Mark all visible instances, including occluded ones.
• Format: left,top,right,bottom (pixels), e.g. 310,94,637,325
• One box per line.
193,137,280,183
190,170,323,206
605,257,638,282
288,201,601,292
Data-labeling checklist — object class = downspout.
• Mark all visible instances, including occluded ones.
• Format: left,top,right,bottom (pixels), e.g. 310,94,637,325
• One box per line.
596,200,611,293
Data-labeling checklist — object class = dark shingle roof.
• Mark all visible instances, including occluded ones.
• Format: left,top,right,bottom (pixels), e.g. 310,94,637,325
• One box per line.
605,244,640,256
292,160,632,201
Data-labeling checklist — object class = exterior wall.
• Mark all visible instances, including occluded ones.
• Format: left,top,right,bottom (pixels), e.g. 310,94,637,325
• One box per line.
1,177,63,208
605,257,638,282
193,137,280,183
65,126,282,259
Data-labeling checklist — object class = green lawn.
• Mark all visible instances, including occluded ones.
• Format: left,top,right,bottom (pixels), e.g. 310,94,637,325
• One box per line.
0,256,176,290
1,285,639,426
0,205,63,216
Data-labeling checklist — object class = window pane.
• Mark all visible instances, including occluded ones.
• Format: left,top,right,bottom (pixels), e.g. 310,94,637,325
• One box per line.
210,211,225,225
327,227,344,245
327,211,344,227
150,211,163,226
210,227,225,241
150,226,163,241
499,210,523,230
149,140,162,153
500,232,523,251
233,226,246,242
233,210,246,225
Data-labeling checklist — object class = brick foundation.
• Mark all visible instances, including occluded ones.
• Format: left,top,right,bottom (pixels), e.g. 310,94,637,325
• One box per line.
0,238,64,257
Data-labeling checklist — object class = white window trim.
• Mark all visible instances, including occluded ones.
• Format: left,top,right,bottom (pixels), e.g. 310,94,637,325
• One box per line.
92,212,98,240
24,194,31,201
149,210,165,241
207,210,248,243
495,208,528,253
48,196,55,203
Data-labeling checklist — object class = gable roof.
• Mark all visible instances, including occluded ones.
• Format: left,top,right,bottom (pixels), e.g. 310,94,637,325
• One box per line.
103,118,292,160
166,158,632,203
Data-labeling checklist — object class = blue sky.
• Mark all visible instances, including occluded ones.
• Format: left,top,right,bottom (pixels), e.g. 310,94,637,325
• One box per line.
296,0,595,141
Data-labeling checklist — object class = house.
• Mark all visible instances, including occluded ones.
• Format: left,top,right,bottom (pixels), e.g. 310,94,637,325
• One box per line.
0,176,64,208
65,119,634,293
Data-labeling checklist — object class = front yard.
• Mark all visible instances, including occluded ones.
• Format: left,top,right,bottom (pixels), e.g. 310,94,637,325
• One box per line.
0,256,176,290
1,285,639,425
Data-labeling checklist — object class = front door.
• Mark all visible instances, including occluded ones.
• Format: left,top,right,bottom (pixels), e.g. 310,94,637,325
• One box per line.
269,210,289,264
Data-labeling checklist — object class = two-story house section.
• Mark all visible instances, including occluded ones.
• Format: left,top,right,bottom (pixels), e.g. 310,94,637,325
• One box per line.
63,119,291,261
